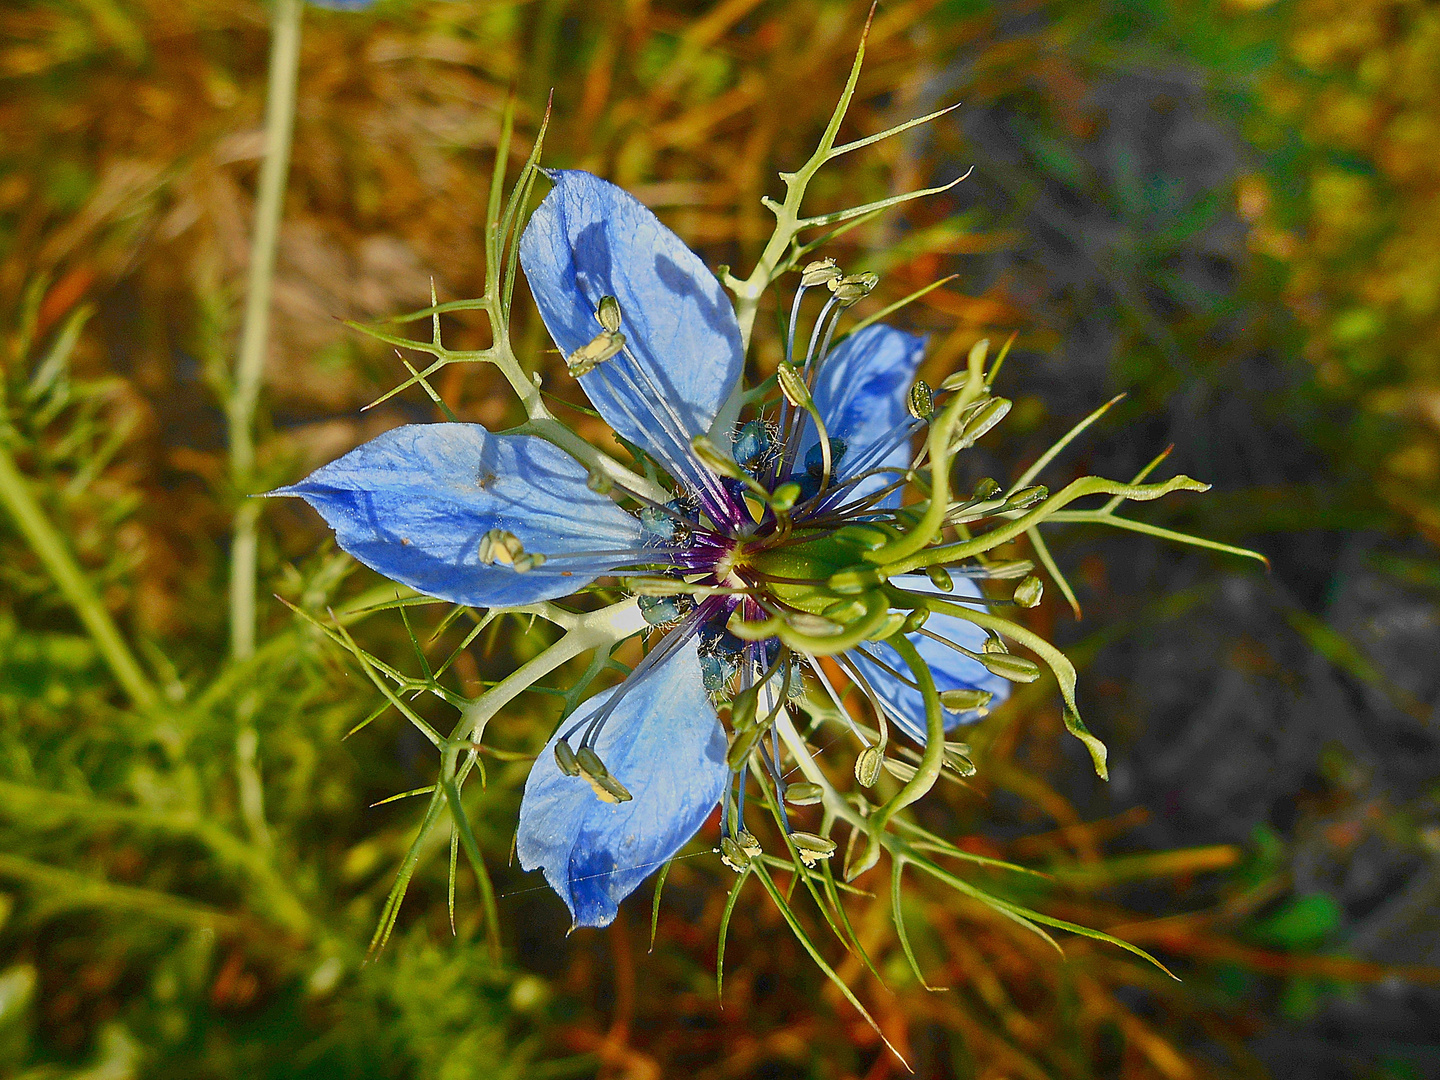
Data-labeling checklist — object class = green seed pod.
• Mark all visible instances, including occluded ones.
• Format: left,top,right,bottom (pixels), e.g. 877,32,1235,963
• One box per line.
727,723,766,770
775,361,812,409
855,746,882,787
719,835,751,871
784,782,825,806
939,688,993,711
729,685,759,730
786,612,844,637
833,524,890,552
979,651,1041,683
553,741,582,777
907,379,934,420
822,597,869,623
952,396,1012,449
882,757,918,782
1013,574,1044,608
901,607,930,634
574,745,609,779
1005,485,1048,511
942,743,976,776
566,329,625,375
926,565,954,592
865,612,906,640
971,477,1002,501
596,294,622,333
800,257,841,287
790,831,837,865
769,481,801,512
828,565,884,594
689,435,744,479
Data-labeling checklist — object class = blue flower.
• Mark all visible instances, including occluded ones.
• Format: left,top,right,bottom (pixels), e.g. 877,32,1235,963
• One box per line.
278,171,1008,928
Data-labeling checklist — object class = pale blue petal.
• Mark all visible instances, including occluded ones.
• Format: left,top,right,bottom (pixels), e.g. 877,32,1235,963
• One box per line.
518,171,743,468
516,639,727,928
805,324,926,508
851,575,1010,744
272,423,647,608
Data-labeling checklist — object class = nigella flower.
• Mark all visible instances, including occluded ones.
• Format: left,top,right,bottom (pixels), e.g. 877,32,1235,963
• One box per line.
277,172,1012,928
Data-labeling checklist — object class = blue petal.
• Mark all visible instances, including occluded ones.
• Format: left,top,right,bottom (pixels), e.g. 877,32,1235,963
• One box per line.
272,423,647,608
519,171,743,469
804,324,926,509
850,575,1011,744
516,639,728,928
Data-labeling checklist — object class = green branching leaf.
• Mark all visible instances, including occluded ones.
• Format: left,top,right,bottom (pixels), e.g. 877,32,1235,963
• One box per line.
798,170,972,232
826,100,964,162
844,275,959,340
1026,526,1082,619
443,775,502,963
370,788,448,958
1011,394,1126,492
751,860,910,1069
369,784,437,808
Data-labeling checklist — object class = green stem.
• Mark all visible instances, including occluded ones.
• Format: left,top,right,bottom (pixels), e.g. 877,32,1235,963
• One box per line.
229,0,303,663
0,442,160,713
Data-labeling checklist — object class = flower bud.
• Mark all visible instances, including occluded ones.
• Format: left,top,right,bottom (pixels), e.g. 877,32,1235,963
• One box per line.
800,257,841,288
828,565,884,594
855,746,882,787
1013,575,1044,608
776,362,812,409
952,396,1012,450
907,379,934,420
784,782,825,806
553,741,582,777
926,565,954,592
979,651,1041,683
596,295,622,333
939,688,993,711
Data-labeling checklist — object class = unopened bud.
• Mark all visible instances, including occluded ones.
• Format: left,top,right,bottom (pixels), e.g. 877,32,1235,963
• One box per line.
828,565,884,594
926,565,954,592
952,396,1012,450
553,741,581,777
907,379,934,420
775,362,812,408
566,329,625,376
939,688,993,711
596,295,622,333
979,651,1041,683
690,434,743,479
855,746,882,787
1013,575,1044,608
800,258,842,288
784,782,825,806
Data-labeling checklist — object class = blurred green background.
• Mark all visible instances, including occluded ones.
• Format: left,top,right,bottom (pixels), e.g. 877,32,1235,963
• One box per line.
1,0,1438,1077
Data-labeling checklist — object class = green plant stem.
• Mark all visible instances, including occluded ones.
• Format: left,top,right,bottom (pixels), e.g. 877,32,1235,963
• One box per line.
229,0,303,664
0,441,160,713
